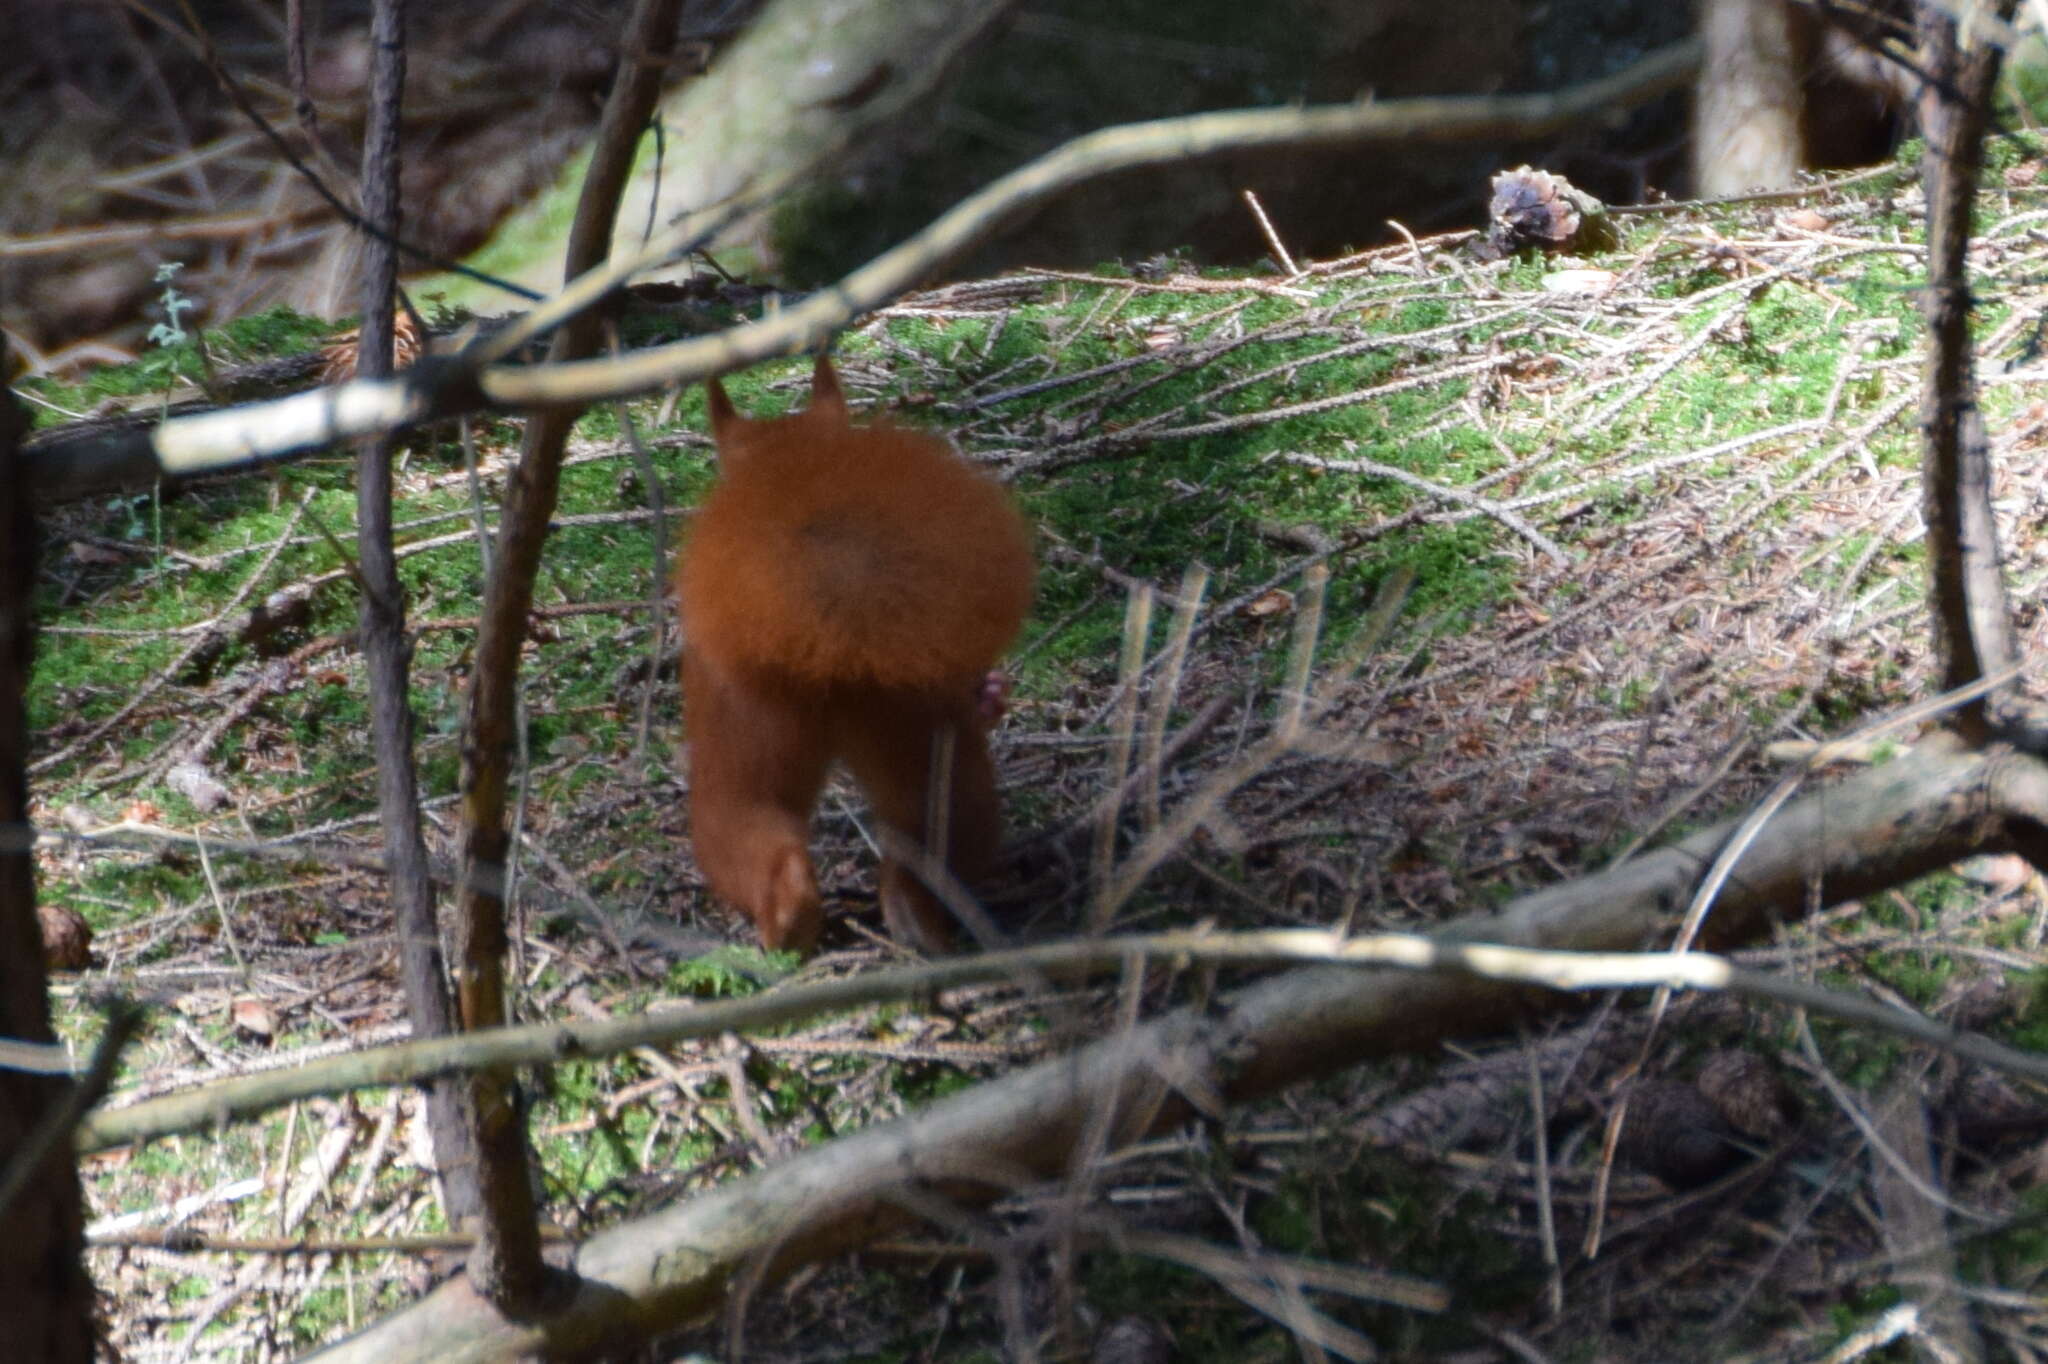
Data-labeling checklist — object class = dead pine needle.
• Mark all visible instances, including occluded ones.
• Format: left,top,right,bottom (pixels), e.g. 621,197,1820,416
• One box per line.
1092,580,1155,933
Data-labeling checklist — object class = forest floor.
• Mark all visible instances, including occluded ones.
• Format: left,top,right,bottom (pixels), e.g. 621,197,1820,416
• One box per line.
20,140,2048,1360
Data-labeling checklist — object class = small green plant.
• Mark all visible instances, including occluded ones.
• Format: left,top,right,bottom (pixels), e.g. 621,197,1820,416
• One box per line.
122,261,202,562
146,261,193,349
668,946,780,996
102,491,153,541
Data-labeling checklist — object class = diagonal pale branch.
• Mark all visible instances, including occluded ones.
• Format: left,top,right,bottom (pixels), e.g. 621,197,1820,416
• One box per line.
476,38,1703,409
80,734,2048,1147
23,38,1703,501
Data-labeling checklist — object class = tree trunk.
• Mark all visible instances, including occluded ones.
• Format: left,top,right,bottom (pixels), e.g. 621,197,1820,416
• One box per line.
351,0,483,1232
0,335,95,1359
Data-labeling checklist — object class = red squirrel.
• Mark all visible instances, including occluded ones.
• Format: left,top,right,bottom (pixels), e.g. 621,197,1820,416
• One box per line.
676,355,1034,955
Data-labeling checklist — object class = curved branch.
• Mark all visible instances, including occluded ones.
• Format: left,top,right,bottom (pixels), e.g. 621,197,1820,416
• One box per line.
24,38,1702,501
479,38,1703,407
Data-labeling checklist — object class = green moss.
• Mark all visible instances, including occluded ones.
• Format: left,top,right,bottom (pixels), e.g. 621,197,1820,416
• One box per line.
36,142,2029,1353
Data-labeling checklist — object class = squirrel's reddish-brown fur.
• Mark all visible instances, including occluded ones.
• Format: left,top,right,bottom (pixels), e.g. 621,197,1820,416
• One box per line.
676,356,1033,955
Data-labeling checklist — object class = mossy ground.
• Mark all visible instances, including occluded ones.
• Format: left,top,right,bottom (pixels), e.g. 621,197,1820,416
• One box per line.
22,140,2048,1358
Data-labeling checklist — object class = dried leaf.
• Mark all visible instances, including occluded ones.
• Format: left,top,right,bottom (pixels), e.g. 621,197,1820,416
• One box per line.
1243,588,1295,618
65,541,128,566
1957,853,2028,895
232,996,279,1040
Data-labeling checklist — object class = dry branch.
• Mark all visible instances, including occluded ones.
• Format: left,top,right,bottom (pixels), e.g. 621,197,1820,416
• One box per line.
83,911,2048,1155
81,726,2048,1157
348,0,479,1237
1916,0,2023,737
450,0,688,1309
198,733,2048,1357
0,332,96,1359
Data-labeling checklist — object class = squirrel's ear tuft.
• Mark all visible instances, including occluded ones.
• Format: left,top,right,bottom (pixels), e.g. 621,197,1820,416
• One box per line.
706,377,737,437
809,354,846,420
